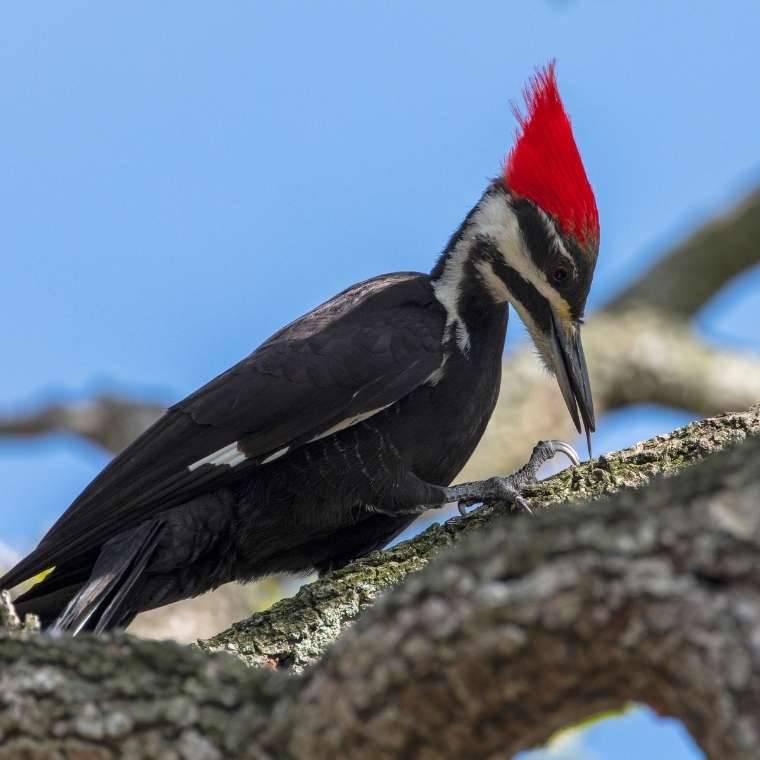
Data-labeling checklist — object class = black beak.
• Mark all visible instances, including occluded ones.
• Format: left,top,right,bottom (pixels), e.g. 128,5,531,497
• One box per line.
549,314,596,458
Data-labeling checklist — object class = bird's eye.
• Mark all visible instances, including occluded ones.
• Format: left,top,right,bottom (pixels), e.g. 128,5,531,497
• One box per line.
552,266,570,285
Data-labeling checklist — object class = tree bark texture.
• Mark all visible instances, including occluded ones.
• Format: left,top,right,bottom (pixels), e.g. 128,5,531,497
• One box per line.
2,407,760,759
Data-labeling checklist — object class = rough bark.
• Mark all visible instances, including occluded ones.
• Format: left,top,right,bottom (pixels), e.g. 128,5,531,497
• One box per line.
200,406,760,670
288,426,760,760
2,407,760,759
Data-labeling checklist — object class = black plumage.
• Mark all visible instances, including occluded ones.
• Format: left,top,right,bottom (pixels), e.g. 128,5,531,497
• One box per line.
0,65,599,632
0,65,599,633
3,66,604,630
4,262,509,631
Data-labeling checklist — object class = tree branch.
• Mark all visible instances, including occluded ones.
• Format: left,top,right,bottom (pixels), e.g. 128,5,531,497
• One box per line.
607,187,760,317
288,424,760,759
199,407,760,671
0,395,164,454
3,408,760,759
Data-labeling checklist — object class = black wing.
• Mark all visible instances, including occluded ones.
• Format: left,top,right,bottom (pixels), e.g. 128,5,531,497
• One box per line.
2,272,445,588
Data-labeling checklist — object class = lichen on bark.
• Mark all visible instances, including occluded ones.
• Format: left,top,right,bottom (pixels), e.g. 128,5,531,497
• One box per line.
200,406,760,671
3,408,760,759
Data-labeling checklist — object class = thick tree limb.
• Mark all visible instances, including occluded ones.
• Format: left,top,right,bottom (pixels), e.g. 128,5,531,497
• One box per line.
200,407,760,671
288,424,760,760
2,408,760,759
607,187,760,317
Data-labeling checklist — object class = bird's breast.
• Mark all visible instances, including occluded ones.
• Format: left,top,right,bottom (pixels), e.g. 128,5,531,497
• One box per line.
383,344,505,485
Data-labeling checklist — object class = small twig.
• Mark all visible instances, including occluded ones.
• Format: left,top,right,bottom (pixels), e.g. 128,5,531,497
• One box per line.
0,590,39,635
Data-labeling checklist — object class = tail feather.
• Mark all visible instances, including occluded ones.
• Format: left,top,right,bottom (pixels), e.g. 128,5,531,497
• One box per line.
14,583,83,629
53,521,163,634
10,551,97,628
93,524,163,633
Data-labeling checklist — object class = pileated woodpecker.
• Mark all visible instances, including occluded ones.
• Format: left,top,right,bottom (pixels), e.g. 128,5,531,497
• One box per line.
2,63,599,633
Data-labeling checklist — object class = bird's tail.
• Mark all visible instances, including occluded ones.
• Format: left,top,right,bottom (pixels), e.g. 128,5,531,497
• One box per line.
23,521,163,634
12,559,94,629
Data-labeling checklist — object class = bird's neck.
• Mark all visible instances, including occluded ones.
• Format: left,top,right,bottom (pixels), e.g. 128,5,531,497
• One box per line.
430,189,512,354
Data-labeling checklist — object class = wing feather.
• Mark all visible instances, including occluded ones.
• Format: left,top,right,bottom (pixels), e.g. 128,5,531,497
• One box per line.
0,273,445,589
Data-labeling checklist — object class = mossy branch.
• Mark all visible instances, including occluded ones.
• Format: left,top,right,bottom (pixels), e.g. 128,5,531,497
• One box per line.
199,407,760,671
3,408,760,759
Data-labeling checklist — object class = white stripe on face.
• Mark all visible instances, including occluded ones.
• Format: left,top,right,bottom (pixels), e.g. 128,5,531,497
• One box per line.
474,193,573,322
474,260,510,303
536,207,575,266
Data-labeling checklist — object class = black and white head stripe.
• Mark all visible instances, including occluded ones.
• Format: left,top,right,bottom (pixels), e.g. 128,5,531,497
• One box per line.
431,186,527,350
431,184,594,354
467,190,584,320
536,207,575,267
508,194,595,322
490,255,552,334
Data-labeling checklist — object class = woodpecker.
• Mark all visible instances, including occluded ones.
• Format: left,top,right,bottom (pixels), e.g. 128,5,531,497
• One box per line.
2,63,599,633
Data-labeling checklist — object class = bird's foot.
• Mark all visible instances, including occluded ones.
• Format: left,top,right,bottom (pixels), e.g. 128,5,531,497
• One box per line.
453,476,534,518
449,439,580,518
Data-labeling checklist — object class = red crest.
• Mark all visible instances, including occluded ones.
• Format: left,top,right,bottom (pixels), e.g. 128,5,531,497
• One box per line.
505,63,599,246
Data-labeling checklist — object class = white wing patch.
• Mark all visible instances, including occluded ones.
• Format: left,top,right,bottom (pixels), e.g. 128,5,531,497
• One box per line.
307,404,393,443
188,406,394,472
188,442,247,471
261,446,290,464
188,442,291,472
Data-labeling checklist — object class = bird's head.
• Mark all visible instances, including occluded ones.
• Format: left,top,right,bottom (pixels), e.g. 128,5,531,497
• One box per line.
466,63,600,450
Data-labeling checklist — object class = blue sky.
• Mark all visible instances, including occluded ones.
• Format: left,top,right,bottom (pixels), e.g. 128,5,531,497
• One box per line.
2,3,758,756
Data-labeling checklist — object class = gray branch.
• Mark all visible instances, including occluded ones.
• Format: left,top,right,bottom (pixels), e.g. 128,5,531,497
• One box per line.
2,408,760,758
200,406,760,671
0,395,164,454
607,187,760,317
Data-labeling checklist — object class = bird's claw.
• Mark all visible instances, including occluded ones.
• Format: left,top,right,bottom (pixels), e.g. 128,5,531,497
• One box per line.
514,494,534,516
452,439,579,520
542,439,581,467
